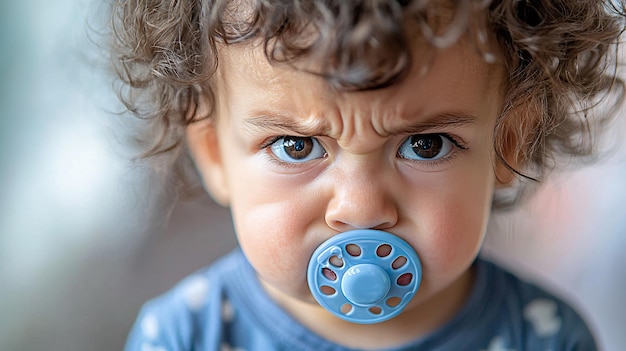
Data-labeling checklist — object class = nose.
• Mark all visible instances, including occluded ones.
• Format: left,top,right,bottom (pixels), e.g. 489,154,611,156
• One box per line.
324,165,399,232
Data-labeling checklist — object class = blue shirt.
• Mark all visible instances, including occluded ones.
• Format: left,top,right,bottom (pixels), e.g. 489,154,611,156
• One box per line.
125,249,596,351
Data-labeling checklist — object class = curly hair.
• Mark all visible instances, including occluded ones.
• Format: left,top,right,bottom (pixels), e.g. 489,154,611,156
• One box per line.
109,0,625,208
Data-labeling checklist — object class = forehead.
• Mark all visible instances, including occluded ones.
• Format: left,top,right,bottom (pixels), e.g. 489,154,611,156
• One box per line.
215,38,504,131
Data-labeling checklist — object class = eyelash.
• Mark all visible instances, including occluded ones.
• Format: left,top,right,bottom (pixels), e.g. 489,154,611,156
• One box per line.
259,133,468,168
259,136,288,150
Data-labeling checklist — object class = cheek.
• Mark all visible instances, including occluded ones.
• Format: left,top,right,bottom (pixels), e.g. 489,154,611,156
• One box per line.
226,164,326,296
421,194,487,267
231,197,312,296
407,158,494,283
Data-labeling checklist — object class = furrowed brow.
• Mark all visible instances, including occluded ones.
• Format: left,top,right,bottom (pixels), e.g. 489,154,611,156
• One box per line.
241,111,477,136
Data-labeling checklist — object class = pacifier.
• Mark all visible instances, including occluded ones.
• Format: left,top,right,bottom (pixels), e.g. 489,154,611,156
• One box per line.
307,229,422,324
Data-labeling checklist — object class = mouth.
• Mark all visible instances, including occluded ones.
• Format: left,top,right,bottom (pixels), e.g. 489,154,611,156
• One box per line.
306,229,422,324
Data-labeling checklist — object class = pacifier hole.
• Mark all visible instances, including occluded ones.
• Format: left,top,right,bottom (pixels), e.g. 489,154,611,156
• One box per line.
345,244,361,257
397,273,413,286
320,285,336,295
369,306,382,315
340,303,353,314
376,244,392,257
322,268,337,281
392,256,407,269
329,255,344,267
386,297,402,307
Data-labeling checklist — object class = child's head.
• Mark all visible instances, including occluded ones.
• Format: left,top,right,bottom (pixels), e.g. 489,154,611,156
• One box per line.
111,0,625,206
111,0,624,329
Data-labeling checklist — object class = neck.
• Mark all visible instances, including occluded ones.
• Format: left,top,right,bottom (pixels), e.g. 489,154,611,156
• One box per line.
261,267,475,350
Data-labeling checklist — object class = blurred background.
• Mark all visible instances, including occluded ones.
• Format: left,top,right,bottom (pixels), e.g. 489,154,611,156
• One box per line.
0,1,624,350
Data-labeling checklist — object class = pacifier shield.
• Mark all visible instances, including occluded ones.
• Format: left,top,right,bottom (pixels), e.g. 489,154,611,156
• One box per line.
307,229,422,324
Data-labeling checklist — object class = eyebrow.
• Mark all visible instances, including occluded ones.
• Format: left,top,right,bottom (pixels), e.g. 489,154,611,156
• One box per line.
242,111,478,136
390,111,478,135
242,113,327,136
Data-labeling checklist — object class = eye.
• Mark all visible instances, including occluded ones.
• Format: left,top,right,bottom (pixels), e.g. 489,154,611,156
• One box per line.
270,136,326,163
397,134,454,161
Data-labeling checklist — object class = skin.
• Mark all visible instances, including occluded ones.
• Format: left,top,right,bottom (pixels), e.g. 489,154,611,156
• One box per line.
186,37,508,349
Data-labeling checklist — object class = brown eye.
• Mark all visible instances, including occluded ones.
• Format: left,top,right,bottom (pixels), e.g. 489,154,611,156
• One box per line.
411,134,442,159
270,136,326,163
283,136,312,159
398,134,453,161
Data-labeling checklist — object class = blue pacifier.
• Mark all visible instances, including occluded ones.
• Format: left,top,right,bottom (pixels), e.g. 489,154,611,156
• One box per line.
307,229,422,324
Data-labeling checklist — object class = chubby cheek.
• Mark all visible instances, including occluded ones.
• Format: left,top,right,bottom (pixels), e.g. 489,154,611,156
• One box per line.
227,167,325,299
407,163,494,296
418,196,486,280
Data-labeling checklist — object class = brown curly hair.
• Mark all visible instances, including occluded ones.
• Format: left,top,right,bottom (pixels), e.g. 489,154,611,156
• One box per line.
109,0,626,208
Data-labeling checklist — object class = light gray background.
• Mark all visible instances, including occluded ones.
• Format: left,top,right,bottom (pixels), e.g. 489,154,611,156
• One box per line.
1,1,625,350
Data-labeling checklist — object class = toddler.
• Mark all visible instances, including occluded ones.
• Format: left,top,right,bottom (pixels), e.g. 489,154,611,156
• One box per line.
110,0,625,350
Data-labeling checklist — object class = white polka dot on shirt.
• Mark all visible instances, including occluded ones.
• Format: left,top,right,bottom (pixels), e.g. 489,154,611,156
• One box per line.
140,313,159,340
182,276,210,311
523,299,562,337
141,342,168,351
222,300,234,323
481,336,516,351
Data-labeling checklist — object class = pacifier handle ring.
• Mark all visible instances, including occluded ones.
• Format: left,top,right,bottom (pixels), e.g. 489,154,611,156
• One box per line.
307,229,422,324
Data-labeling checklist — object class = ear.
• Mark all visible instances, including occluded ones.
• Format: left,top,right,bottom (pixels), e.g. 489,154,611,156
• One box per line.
186,118,230,207
494,152,517,188
493,100,537,188
493,120,518,188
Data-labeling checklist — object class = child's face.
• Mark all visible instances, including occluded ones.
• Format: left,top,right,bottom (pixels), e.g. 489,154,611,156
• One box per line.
188,38,506,323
